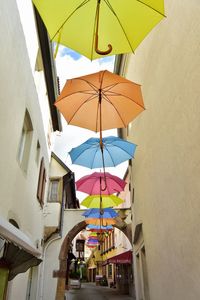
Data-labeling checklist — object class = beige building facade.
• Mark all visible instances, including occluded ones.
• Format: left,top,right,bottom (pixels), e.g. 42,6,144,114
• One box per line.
116,1,200,300
0,1,60,299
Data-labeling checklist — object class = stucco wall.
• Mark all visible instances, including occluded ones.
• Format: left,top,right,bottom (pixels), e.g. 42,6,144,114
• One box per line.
124,1,200,299
0,0,51,241
0,1,53,299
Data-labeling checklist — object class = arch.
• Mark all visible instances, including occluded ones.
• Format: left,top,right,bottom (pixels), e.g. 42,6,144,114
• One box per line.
55,217,132,300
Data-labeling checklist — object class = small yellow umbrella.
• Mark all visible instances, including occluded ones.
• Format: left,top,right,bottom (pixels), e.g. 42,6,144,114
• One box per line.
81,194,124,209
33,0,165,60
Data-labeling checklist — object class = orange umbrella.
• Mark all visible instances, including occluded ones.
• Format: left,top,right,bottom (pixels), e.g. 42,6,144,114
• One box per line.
85,218,116,226
55,70,144,137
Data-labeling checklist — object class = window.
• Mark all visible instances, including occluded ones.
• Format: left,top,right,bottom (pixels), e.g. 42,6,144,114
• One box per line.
108,264,112,278
9,219,19,229
17,110,33,172
35,140,40,165
48,178,62,203
37,157,46,206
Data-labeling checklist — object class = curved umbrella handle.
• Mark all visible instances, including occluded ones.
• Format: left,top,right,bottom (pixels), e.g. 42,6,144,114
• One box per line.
95,0,112,56
95,34,112,55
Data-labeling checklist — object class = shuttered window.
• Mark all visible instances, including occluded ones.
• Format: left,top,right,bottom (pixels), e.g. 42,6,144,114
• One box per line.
48,179,62,203
37,157,46,206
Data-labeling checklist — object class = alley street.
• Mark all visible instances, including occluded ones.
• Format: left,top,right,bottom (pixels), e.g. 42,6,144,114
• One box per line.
65,283,133,300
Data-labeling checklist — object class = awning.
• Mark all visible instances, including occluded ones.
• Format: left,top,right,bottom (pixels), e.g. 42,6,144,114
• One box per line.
0,217,41,256
107,250,132,264
0,217,42,280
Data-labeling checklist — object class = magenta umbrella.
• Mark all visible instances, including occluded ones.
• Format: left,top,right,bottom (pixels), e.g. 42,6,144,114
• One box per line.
76,172,126,195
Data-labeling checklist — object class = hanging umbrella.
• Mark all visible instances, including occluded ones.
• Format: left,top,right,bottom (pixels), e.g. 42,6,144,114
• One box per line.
87,238,99,244
81,194,124,208
88,232,98,237
88,236,99,240
85,218,116,226
76,172,126,195
55,70,144,135
86,244,98,248
82,208,118,218
86,224,113,232
33,0,165,60
70,136,136,169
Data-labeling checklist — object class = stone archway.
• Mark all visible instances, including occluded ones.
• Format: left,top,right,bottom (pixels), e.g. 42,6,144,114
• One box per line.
55,217,132,300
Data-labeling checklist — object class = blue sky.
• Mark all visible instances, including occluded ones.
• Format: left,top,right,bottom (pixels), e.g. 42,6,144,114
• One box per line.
59,46,115,64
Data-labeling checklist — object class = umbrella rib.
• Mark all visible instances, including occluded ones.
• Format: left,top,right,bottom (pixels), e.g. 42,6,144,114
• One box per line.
106,143,136,159
104,0,135,53
103,145,117,167
103,90,145,110
67,94,98,124
56,90,94,104
103,81,141,92
136,0,166,17
91,145,101,168
51,0,90,40
100,92,127,127
77,78,99,93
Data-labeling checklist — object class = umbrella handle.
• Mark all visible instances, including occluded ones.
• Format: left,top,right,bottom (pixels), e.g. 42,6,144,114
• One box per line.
95,0,112,56
95,34,112,55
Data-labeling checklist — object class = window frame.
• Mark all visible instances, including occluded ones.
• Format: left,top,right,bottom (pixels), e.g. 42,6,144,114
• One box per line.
48,178,62,203
37,157,46,207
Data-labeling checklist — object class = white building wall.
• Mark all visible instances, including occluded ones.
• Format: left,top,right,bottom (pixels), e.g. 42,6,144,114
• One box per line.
0,1,54,299
122,1,200,300
43,210,85,300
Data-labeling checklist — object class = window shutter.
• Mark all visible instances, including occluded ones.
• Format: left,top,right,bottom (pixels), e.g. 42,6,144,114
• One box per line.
37,157,46,206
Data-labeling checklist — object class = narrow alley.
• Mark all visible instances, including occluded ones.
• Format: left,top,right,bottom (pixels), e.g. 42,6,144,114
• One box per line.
66,283,133,300
1,1,200,300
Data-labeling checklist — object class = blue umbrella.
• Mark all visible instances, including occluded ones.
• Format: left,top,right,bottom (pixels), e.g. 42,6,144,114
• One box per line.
69,136,136,169
87,238,99,243
86,224,113,232
82,208,118,219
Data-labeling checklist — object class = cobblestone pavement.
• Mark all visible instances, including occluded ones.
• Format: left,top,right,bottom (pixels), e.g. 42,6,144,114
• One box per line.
65,282,134,300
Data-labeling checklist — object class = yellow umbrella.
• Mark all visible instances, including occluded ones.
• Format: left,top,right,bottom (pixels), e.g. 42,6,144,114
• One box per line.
33,0,165,60
81,194,124,208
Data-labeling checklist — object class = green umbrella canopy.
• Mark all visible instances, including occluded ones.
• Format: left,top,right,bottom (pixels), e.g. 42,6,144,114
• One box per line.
33,0,165,60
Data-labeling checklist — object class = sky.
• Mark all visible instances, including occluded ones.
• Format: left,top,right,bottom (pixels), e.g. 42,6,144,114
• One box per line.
52,46,128,202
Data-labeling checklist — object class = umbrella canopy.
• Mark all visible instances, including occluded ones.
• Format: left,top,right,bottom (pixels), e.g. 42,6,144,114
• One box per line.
81,195,124,208
82,208,118,219
33,0,165,60
69,136,136,169
87,238,99,244
88,236,99,240
85,218,116,226
86,244,98,248
88,232,98,237
76,172,126,195
55,70,144,132
86,224,113,232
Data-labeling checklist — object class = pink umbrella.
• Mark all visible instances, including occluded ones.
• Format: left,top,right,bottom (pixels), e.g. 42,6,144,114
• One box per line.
76,172,126,195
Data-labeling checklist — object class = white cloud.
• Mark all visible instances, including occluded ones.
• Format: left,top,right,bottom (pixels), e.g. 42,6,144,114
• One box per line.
55,46,115,89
